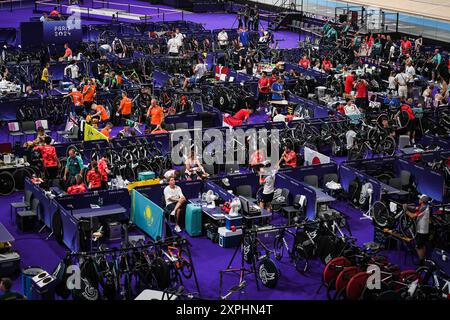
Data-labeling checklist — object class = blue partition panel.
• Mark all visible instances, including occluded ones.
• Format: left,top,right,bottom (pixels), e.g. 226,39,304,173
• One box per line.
276,173,317,220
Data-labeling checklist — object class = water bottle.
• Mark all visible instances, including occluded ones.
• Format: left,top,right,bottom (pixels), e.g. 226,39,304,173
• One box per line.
98,197,103,206
198,192,202,205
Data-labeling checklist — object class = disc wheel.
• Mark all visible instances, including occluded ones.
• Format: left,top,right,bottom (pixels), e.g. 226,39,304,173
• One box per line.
12,167,33,190
0,171,15,195
371,201,390,228
273,236,284,261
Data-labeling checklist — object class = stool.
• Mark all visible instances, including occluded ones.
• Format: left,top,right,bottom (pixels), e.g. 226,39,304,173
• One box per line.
16,211,37,232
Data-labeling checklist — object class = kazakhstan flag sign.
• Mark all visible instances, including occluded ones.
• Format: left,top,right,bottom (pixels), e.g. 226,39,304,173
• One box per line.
131,189,164,240
84,123,108,141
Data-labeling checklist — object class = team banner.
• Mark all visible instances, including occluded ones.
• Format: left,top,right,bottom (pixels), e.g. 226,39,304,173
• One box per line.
304,146,330,166
131,189,164,241
84,123,108,141
42,20,82,45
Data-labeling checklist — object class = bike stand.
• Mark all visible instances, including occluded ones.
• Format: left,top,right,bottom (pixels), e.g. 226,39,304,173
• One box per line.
218,233,259,299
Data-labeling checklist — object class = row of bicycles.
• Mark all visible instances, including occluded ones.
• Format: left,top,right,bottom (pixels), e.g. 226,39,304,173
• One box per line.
322,246,450,300
58,139,172,183
52,237,198,301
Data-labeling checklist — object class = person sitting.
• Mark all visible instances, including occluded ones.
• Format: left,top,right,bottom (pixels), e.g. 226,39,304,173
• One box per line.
0,278,25,300
343,99,361,116
40,12,49,22
86,160,102,191
272,107,286,122
24,127,49,149
249,148,265,172
151,124,168,135
223,108,253,127
90,103,109,124
100,122,113,139
278,145,297,168
184,149,208,180
67,174,87,194
164,177,186,233
183,58,207,90
163,169,181,182
298,55,311,69
117,123,136,139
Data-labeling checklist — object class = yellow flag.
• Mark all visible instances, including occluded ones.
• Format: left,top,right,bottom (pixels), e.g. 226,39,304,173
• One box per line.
84,123,108,141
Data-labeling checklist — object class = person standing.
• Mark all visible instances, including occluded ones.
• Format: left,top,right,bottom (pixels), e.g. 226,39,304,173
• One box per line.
239,27,249,47
344,71,356,98
164,177,186,233
354,78,368,111
59,43,73,62
112,37,125,58
67,87,84,115
384,35,393,61
243,4,250,31
217,28,229,49
167,33,179,57
259,166,278,213
415,36,423,52
146,99,164,132
253,6,259,31
40,62,50,98
91,103,109,124
34,136,59,181
98,155,110,189
400,36,412,56
117,91,132,121
404,195,431,265
82,79,96,110
395,67,411,99
86,160,102,191
271,76,285,101
64,148,83,187
258,72,271,103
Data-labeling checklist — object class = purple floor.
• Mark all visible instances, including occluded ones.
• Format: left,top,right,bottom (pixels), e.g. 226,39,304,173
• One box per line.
0,0,300,49
0,1,416,300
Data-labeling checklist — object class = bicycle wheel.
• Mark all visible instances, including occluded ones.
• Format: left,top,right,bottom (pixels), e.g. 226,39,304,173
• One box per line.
273,235,284,261
179,249,193,279
371,201,390,228
346,272,370,300
380,137,396,156
0,171,15,195
293,247,309,274
12,167,32,190
399,214,416,239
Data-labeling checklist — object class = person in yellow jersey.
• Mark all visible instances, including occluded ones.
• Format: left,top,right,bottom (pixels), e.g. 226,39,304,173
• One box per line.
40,62,50,97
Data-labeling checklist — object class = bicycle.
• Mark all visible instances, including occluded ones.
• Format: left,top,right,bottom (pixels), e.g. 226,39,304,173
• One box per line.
415,250,450,299
371,200,416,240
